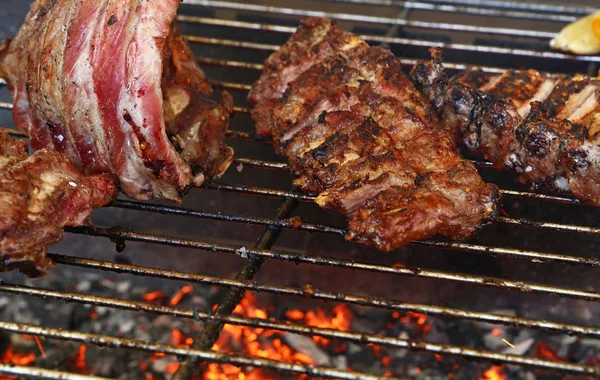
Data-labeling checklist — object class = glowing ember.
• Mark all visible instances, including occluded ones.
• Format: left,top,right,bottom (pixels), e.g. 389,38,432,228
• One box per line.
481,365,505,380
303,305,353,346
285,309,305,320
166,362,180,374
70,345,89,375
1,344,37,370
491,328,502,336
169,285,193,306
142,290,165,302
205,292,355,380
535,342,566,362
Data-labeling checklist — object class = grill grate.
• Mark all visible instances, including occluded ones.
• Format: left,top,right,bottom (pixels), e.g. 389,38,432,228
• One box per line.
1,0,600,379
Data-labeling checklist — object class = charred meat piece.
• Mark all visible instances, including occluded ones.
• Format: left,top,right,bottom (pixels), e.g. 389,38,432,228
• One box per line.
410,49,600,205
0,130,117,277
0,0,233,202
248,18,499,251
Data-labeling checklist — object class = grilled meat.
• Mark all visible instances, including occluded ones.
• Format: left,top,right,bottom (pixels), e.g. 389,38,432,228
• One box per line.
0,0,233,202
0,130,117,277
411,49,600,205
248,18,499,251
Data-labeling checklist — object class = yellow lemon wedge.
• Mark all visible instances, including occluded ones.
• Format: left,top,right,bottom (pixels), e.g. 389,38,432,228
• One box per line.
551,11,600,55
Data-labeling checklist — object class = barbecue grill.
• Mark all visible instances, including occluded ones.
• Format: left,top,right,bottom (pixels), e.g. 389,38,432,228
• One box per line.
1,0,600,379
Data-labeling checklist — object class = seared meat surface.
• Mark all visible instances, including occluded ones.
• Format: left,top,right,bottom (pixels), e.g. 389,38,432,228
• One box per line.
411,49,600,205
0,130,117,277
0,0,233,202
249,18,499,251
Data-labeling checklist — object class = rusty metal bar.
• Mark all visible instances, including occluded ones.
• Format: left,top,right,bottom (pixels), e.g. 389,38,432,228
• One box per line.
52,231,600,302
4,280,600,341
0,321,393,380
0,365,112,380
108,198,600,267
325,0,580,22
173,198,297,379
415,0,593,15
1,283,599,376
203,180,581,207
184,0,557,39
186,33,596,66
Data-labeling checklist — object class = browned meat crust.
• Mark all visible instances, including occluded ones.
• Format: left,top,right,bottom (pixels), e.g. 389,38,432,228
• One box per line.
0,130,117,277
411,49,600,205
248,18,499,251
162,24,234,184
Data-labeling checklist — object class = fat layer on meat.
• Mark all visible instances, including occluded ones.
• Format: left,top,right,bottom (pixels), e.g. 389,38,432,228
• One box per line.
411,48,600,205
248,18,499,251
0,130,117,277
0,0,233,201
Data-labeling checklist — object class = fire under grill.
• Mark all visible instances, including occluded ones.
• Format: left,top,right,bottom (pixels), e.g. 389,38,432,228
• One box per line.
1,0,600,379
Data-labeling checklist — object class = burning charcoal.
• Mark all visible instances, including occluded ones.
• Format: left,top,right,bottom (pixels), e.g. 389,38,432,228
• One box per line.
331,355,348,370
116,281,132,294
282,333,331,366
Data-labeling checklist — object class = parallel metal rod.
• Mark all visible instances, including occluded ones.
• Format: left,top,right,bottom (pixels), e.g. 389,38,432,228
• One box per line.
195,54,507,76
54,230,600,302
414,0,593,15
202,180,580,208
108,198,600,267
185,0,557,39
326,0,579,22
0,365,112,380
174,198,298,379
186,34,597,67
0,321,392,380
5,279,600,341
1,283,599,375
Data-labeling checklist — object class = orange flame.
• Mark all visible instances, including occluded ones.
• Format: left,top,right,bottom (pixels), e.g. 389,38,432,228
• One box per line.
71,345,89,375
1,344,37,371
481,365,505,380
303,305,353,346
535,342,566,362
142,290,165,302
205,292,347,380
169,285,193,306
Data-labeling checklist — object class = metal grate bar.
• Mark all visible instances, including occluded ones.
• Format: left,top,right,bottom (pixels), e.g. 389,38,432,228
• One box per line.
55,229,600,303
184,0,555,39
5,279,600,346
195,54,507,76
183,28,598,65
0,365,112,380
325,0,580,22
202,180,580,208
412,0,593,15
2,283,599,376
108,199,600,267
173,198,297,379
0,321,392,380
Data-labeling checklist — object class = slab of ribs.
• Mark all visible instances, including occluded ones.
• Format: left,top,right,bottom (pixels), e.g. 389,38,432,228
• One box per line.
0,0,234,276
248,18,499,251
0,0,233,202
411,48,600,205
